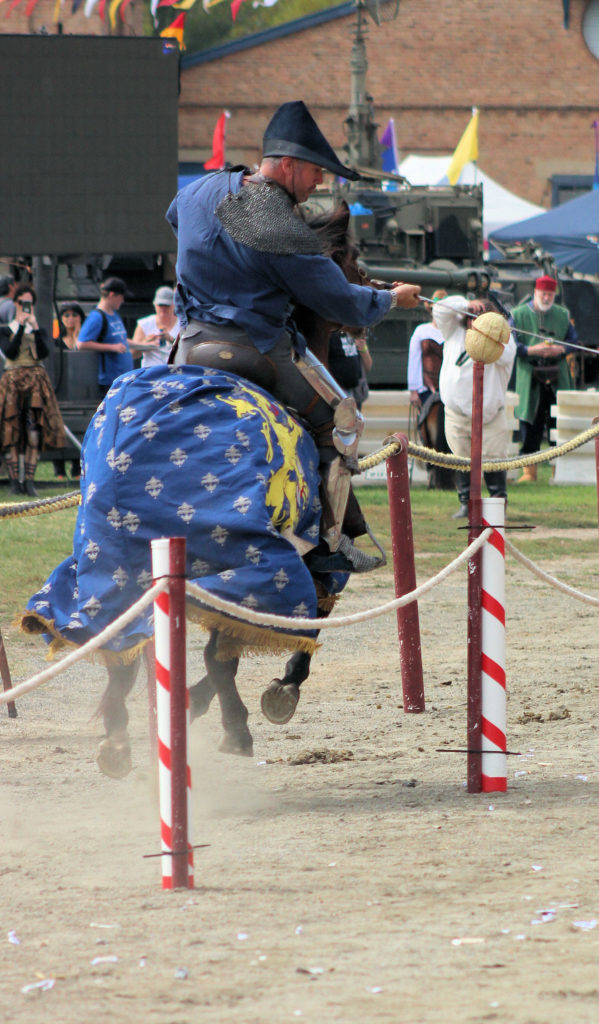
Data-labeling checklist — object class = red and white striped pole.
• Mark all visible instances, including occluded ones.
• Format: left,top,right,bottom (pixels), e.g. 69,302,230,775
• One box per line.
481,497,507,792
151,537,194,890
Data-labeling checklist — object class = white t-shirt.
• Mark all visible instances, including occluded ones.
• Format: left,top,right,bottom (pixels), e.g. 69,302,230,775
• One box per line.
135,313,177,367
407,321,445,392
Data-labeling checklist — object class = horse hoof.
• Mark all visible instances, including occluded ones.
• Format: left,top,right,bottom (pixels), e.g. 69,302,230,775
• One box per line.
260,680,300,725
219,732,254,757
96,735,133,779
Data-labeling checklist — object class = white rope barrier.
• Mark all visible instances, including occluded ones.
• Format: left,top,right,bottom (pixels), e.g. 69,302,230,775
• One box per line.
0,579,168,705
505,537,599,607
184,528,493,631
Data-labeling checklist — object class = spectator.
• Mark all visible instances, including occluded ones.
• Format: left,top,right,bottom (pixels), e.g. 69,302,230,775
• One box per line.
0,275,16,324
407,290,447,410
434,295,516,519
130,285,179,367
511,274,577,483
77,277,133,397
53,301,85,480
328,329,372,409
0,283,66,497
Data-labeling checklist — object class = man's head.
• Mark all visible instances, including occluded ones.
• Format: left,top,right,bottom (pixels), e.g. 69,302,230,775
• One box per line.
533,274,557,313
260,100,359,201
424,289,447,316
99,276,128,311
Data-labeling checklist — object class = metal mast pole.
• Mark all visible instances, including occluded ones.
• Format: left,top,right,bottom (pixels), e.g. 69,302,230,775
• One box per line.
344,2,382,170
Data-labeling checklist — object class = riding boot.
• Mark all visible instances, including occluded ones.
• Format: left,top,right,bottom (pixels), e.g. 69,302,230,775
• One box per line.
5,451,22,493
24,445,39,497
452,470,470,519
483,470,507,499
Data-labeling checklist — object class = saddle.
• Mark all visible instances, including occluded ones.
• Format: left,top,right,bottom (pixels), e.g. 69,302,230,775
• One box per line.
185,341,278,393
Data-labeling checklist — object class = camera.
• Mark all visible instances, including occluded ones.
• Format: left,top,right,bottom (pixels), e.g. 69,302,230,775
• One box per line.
21,300,32,314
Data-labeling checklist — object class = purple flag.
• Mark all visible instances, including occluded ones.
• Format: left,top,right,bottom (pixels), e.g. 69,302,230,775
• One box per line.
379,118,399,174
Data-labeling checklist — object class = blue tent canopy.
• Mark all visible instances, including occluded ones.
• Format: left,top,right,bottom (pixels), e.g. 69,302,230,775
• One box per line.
490,189,599,275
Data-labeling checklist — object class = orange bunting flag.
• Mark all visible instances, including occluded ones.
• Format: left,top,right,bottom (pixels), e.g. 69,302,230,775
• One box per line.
160,10,186,47
204,111,231,170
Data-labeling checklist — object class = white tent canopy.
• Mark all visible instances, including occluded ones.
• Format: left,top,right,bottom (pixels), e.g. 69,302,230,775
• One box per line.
398,155,545,241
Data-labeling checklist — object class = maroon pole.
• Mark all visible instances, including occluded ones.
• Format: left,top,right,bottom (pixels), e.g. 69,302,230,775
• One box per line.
467,361,485,793
0,626,17,719
168,537,189,890
386,432,425,712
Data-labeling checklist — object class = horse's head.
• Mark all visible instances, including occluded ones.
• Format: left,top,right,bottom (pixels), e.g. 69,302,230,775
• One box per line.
294,202,368,362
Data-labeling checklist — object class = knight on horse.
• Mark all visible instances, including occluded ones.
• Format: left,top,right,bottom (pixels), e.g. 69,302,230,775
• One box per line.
20,101,422,772
166,100,420,573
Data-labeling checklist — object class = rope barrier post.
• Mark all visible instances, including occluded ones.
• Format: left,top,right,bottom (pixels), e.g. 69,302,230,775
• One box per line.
151,537,193,891
0,626,16,718
386,432,425,712
481,497,507,791
467,361,485,793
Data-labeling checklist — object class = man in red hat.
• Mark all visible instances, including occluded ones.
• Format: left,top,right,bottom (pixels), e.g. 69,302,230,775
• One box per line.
511,274,577,482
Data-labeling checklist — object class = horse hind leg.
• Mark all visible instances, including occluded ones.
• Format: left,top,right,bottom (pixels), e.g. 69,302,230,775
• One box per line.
95,657,140,779
204,631,253,757
188,632,218,722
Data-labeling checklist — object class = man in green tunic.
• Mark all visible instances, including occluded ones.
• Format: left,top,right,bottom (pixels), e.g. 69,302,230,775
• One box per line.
511,274,577,482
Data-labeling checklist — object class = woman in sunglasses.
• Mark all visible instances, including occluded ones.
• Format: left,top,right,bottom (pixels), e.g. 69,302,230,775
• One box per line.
0,283,66,497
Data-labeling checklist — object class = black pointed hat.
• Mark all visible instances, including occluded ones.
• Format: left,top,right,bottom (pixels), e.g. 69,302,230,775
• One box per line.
263,101,360,181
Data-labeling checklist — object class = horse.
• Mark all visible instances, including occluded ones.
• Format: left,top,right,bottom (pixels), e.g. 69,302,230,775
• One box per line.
20,203,370,778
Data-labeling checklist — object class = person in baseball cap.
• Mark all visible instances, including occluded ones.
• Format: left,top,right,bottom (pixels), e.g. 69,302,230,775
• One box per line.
100,276,129,297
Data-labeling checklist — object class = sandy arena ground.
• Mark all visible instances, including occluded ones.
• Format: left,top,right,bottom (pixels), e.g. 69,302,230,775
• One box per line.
1,542,599,1024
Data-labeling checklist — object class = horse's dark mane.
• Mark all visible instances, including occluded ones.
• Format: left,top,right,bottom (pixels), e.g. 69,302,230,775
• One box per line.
294,202,361,363
305,201,356,265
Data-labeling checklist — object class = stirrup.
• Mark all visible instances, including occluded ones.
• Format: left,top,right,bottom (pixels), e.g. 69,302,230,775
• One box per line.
306,526,387,574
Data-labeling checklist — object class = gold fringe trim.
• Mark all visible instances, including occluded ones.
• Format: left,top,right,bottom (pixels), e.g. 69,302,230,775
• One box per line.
18,611,150,667
186,604,317,660
315,581,341,614
17,601,318,667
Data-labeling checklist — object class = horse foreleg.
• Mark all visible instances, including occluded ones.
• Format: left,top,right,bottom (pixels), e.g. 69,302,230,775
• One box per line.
261,650,312,725
95,658,140,779
204,631,253,757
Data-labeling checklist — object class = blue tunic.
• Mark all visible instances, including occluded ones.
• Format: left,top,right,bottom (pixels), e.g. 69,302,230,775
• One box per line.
166,170,392,353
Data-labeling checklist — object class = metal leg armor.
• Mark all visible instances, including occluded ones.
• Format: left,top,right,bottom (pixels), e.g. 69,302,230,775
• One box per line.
293,347,364,551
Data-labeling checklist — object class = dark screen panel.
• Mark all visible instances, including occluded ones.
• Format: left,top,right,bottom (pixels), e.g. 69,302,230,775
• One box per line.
0,36,179,255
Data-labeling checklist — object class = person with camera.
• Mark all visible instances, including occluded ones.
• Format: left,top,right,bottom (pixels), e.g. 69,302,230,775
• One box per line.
130,285,179,368
0,283,66,496
511,275,577,483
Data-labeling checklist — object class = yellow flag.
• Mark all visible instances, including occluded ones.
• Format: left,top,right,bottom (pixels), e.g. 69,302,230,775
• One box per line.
447,108,479,186
108,0,121,28
174,0,197,10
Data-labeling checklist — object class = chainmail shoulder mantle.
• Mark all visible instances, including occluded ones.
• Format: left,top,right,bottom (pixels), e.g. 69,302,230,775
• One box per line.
216,180,323,256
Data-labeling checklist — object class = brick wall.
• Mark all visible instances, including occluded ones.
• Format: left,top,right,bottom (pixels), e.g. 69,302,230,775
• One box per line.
180,0,599,206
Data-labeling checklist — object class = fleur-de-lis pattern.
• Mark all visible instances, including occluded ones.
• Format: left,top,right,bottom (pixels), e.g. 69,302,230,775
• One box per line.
23,365,341,657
